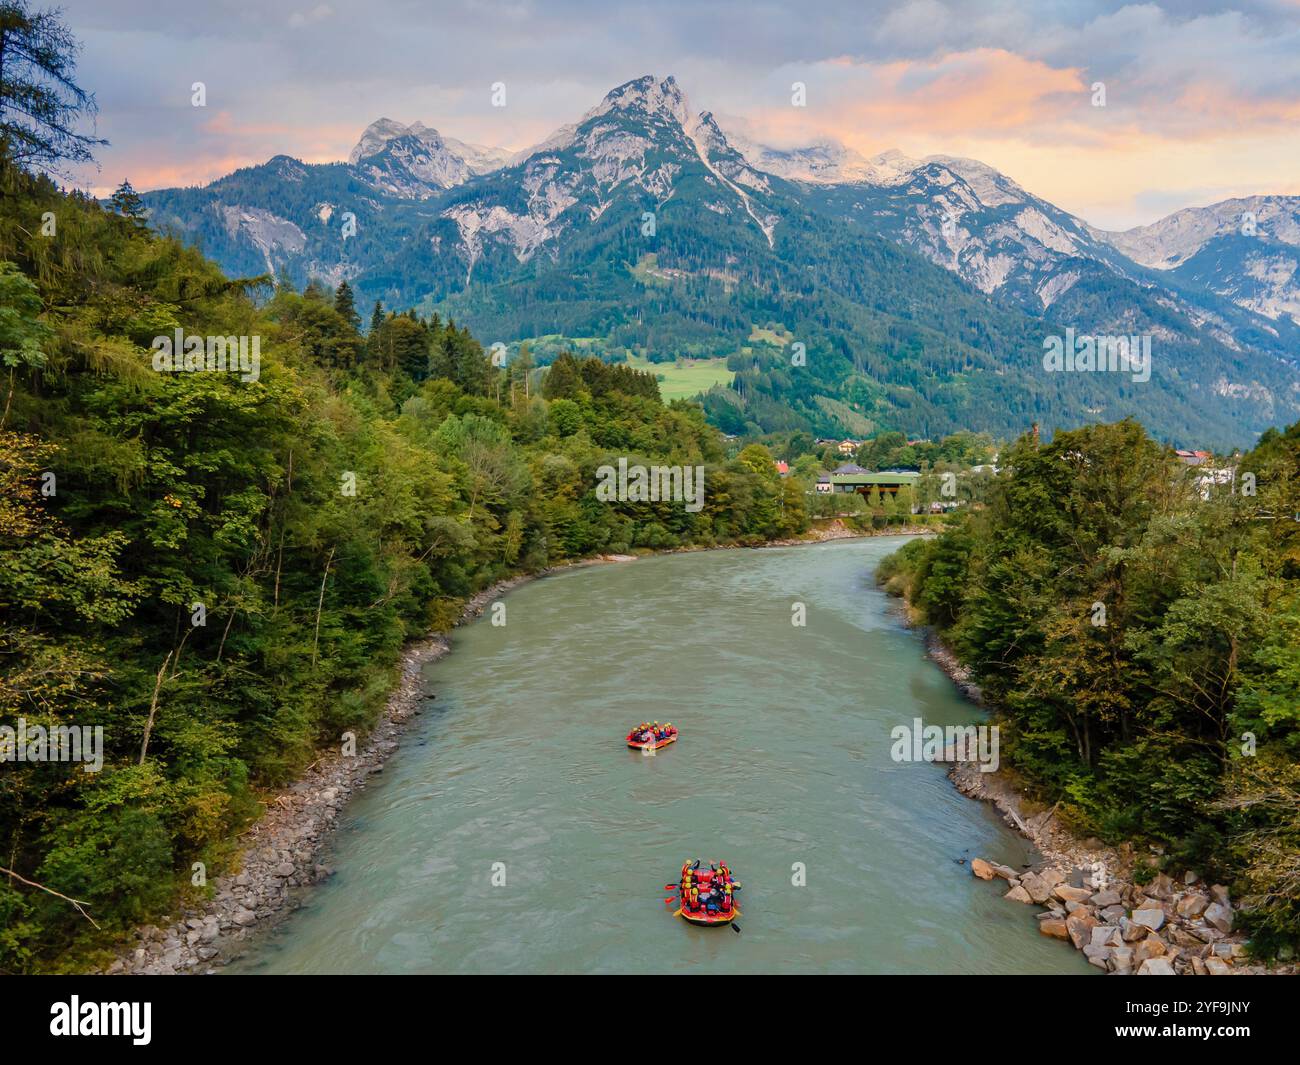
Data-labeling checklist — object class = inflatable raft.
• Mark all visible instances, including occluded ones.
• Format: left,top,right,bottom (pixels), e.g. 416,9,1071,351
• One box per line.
627,726,677,750
672,863,741,926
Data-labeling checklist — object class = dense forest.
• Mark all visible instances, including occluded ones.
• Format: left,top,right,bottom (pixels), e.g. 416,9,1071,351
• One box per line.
877,420,1300,955
0,152,810,970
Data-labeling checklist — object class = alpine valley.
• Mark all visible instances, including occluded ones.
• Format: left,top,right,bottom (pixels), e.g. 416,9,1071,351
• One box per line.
141,75,1300,447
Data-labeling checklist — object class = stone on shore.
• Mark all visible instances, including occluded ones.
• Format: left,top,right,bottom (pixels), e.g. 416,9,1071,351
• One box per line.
1120,916,1148,942
1021,873,1055,904
1146,874,1176,900
1039,918,1070,941
971,858,995,880
1004,884,1033,904
1083,944,1111,969
1204,901,1234,934
1131,907,1165,932
1134,936,1168,965
1137,957,1176,975
1090,925,1122,949
1066,913,1098,950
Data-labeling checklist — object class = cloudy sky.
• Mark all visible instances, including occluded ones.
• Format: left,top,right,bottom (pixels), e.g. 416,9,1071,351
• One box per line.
61,0,1300,229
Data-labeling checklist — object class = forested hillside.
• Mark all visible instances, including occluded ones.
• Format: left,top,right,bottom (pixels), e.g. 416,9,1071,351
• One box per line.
0,164,806,972
878,420,1300,954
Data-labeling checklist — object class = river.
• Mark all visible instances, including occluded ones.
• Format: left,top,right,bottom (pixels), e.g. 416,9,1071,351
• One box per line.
231,537,1091,974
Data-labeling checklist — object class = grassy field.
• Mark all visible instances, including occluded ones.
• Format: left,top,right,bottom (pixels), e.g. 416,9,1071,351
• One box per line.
747,324,792,346
627,354,734,400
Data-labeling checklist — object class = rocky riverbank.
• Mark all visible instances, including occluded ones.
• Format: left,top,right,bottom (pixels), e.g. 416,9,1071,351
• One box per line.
763,517,933,546
920,631,1288,975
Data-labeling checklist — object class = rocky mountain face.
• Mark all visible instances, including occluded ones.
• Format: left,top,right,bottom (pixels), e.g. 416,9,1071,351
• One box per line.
758,137,1300,361
348,118,513,199
1097,196,1300,325
139,76,1300,446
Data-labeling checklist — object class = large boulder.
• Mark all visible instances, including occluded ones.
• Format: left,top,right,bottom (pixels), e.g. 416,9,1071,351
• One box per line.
1083,944,1111,969
1131,907,1166,932
1067,913,1098,950
1204,902,1234,934
1091,889,1122,908
1212,942,1247,962
1146,874,1176,900
1137,957,1176,975
1021,873,1055,905
1134,936,1168,965
1039,918,1070,941
1090,925,1122,949
1004,884,1033,904
1053,884,1094,905
971,858,996,881
1120,916,1149,942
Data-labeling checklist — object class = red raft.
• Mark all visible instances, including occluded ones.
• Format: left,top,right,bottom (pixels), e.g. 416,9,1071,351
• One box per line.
627,724,677,750
671,863,741,925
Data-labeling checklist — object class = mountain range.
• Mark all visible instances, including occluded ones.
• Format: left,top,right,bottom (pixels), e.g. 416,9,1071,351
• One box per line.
141,75,1300,447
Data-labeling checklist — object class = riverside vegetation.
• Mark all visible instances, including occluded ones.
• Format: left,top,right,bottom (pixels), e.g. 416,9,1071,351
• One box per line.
877,419,1300,959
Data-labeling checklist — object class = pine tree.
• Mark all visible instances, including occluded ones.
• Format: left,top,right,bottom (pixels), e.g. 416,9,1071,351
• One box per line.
107,179,144,220
334,280,360,332
0,0,107,174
